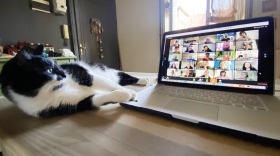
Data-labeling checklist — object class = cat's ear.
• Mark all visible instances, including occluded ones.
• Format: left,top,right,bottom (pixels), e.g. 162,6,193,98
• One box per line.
15,47,32,66
33,45,44,55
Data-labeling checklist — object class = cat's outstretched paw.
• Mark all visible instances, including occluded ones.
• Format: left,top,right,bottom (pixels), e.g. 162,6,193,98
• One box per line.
136,78,150,86
111,90,133,103
125,89,136,99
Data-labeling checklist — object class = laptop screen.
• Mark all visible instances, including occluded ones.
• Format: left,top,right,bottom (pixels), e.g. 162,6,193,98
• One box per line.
160,18,274,92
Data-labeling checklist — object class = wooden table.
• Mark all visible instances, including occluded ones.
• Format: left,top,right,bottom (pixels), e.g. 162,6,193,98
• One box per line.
0,73,279,156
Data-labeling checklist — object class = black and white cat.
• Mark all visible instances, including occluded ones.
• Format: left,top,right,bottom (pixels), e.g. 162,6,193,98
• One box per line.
0,45,149,118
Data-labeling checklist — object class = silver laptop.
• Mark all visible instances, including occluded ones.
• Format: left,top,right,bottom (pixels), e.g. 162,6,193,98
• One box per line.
123,17,280,140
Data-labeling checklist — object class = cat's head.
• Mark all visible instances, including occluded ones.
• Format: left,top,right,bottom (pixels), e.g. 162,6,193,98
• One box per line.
0,45,66,97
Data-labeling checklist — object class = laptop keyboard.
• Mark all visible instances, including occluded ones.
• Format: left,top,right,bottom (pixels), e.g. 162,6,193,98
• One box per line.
152,85,267,111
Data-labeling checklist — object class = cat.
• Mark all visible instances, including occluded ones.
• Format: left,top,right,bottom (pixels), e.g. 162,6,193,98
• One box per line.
0,45,149,118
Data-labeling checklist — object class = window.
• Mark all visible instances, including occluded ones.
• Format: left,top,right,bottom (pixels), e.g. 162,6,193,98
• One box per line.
163,0,251,32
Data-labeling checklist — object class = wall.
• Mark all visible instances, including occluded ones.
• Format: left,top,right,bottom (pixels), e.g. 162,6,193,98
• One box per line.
252,0,280,78
0,0,71,51
115,0,160,73
252,0,280,50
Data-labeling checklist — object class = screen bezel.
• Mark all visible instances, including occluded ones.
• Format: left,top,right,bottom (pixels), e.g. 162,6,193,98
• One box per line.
158,17,275,95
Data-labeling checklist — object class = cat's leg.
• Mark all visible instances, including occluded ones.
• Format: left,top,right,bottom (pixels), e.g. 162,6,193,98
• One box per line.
61,63,136,98
117,72,150,86
93,74,136,99
38,90,133,118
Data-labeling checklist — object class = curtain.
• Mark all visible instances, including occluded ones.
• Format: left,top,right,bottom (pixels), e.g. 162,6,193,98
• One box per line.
211,0,236,23
234,0,245,20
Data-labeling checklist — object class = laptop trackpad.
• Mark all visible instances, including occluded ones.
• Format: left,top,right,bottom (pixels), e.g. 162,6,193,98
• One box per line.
163,99,219,121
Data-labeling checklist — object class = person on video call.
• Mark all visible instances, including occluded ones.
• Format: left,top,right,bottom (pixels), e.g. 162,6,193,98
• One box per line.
184,62,193,69
202,53,213,61
237,31,252,41
172,55,179,61
185,45,194,53
244,43,252,50
170,70,175,76
200,61,211,70
185,70,195,77
237,72,254,81
215,71,230,80
184,70,190,78
222,42,230,51
216,61,228,70
223,55,230,61
237,53,249,60
187,55,196,61
221,34,231,42
173,46,181,54
202,45,213,52
170,63,177,69
243,62,257,71
204,37,213,44
200,70,211,79
174,40,180,47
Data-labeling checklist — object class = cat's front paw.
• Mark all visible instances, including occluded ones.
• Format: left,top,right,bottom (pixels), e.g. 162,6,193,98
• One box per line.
137,78,150,86
125,89,136,99
111,90,133,103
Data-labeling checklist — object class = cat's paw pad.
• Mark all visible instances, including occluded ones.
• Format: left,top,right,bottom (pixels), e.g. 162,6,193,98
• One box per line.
112,90,132,103
137,78,150,86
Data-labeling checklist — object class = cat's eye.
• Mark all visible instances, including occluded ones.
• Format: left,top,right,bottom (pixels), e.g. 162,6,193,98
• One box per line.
46,68,53,73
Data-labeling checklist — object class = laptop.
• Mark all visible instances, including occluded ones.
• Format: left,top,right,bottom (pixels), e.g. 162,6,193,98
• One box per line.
123,17,280,140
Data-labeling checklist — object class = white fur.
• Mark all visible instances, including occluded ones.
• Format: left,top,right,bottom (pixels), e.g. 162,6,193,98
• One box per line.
136,78,150,85
9,77,94,117
8,62,140,117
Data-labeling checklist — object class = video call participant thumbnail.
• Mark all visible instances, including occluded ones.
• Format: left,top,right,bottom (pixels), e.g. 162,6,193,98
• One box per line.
214,70,233,80
167,69,181,77
169,46,182,54
236,30,259,41
198,44,215,52
196,61,214,70
235,71,258,81
184,37,199,45
183,44,198,53
215,51,236,61
199,35,216,44
197,52,215,61
168,54,182,61
214,61,235,70
196,70,214,79
216,32,236,42
181,69,196,78
235,61,258,71
169,62,180,69
182,53,197,61
235,50,258,60
236,40,259,51
216,42,236,51
170,39,183,47
181,61,196,69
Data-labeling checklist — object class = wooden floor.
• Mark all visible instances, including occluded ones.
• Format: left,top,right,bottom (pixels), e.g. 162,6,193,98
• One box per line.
0,73,280,156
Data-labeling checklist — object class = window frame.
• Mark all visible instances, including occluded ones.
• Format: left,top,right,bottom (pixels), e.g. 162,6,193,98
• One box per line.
160,0,252,49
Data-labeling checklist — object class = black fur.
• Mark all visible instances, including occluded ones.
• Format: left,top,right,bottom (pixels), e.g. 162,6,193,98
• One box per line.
38,95,96,118
118,72,139,86
0,46,66,99
52,83,64,91
61,63,93,87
